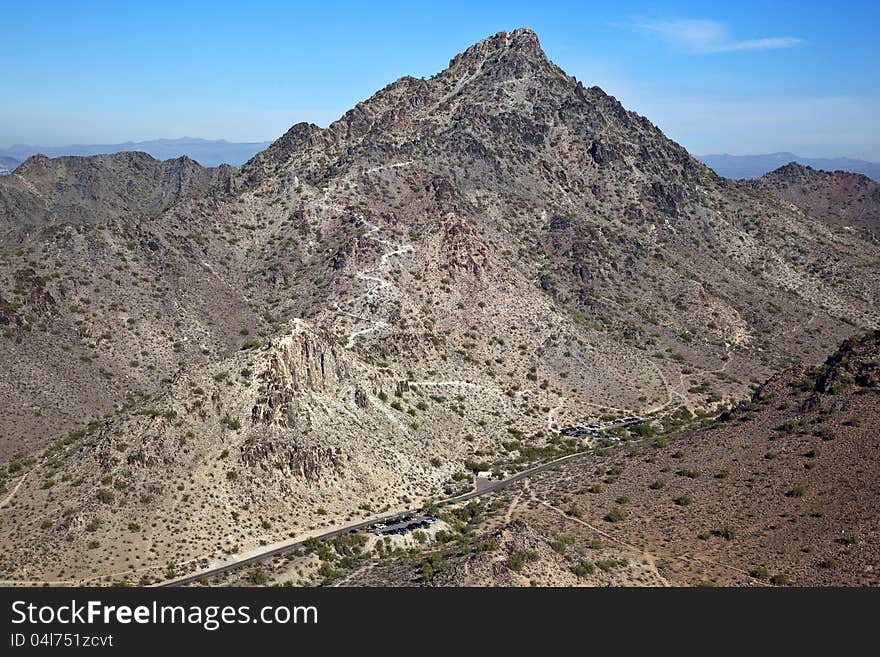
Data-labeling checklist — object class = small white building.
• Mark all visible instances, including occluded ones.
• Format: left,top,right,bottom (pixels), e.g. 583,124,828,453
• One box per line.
476,471,493,480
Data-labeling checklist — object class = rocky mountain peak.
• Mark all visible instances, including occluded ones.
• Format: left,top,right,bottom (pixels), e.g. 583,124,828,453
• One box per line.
762,161,817,182
755,160,880,233
445,27,549,77
761,160,876,188
15,153,51,175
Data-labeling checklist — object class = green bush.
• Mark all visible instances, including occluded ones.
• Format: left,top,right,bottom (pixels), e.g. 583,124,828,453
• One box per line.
785,486,805,498
571,561,595,577
247,568,268,585
550,534,575,554
714,525,736,540
677,468,700,479
507,549,539,572
96,488,115,504
750,565,769,579
604,507,626,523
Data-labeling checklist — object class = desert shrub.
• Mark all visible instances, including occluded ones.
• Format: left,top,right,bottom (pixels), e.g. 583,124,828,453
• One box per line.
248,568,268,585
550,534,576,554
421,554,445,582
604,507,626,523
750,565,769,579
507,549,539,572
96,488,115,504
714,525,736,540
571,561,595,577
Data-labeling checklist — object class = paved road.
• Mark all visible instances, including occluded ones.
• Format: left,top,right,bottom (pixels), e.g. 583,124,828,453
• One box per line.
159,448,589,587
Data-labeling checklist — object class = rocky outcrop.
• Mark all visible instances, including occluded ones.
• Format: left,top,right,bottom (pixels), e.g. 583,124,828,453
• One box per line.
439,215,488,276
240,437,344,483
14,268,56,315
251,321,351,427
814,330,880,393
0,295,21,326
354,387,369,408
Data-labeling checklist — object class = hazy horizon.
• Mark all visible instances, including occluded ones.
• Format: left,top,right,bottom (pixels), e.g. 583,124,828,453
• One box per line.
2,137,880,165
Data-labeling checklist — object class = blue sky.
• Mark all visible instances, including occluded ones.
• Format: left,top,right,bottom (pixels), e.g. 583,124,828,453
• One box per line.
3,1,878,158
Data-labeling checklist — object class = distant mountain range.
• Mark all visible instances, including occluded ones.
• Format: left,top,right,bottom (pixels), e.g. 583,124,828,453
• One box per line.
697,152,880,182
0,137,272,169
0,156,19,175
5,140,878,184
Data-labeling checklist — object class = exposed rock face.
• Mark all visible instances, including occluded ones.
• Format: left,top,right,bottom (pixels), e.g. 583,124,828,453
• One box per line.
240,436,343,483
0,295,22,326
354,387,369,408
239,122,323,186
251,321,351,427
813,329,880,393
439,215,488,275
13,268,56,315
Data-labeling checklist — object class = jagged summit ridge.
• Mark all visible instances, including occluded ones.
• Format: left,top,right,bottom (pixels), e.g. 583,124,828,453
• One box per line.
241,26,712,202
444,27,551,76
243,27,561,179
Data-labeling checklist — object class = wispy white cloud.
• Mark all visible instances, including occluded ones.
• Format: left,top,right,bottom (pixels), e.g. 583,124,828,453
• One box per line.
634,18,802,54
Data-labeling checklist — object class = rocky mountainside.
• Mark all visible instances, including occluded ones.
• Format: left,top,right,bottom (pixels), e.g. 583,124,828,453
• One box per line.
0,138,272,168
0,28,878,584
0,151,235,230
337,331,880,587
754,162,880,238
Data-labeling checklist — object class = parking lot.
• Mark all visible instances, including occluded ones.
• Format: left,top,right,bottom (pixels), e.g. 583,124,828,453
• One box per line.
363,513,440,537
